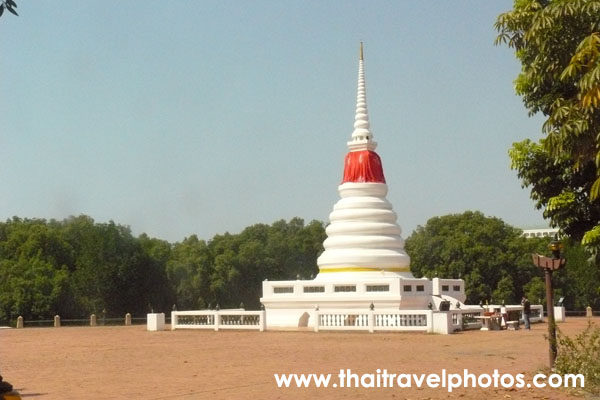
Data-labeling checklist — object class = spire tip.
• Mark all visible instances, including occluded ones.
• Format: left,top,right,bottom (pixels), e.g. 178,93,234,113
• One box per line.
359,42,364,61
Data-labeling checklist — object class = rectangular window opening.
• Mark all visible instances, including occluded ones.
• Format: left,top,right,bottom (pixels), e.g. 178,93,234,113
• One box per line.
366,284,389,292
334,285,357,293
303,286,325,293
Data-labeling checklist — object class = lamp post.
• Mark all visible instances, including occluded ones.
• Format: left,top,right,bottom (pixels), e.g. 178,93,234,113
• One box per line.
532,238,566,367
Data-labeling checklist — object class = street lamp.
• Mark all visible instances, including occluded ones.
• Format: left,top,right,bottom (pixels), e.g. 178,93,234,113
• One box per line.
548,239,563,259
532,238,566,367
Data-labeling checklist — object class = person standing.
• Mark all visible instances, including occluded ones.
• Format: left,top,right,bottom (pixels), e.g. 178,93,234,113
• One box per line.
521,296,531,330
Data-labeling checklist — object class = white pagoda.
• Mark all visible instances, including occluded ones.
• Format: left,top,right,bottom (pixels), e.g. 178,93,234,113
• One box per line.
316,43,411,281
260,44,468,333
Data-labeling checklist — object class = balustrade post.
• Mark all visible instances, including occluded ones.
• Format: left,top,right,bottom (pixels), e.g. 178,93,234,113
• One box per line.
171,311,177,330
259,310,266,332
368,311,375,333
214,311,220,331
426,310,434,333
312,306,320,332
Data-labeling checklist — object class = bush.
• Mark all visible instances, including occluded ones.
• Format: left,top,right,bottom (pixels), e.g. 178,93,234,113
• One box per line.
554,322,600,394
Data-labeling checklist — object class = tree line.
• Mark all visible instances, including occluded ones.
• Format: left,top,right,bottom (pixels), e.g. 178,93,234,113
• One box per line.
405,211,599,310
0,215,325,322
0,211,598,323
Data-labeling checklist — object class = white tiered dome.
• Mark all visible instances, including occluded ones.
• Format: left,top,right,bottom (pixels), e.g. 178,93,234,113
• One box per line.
316,43,412,280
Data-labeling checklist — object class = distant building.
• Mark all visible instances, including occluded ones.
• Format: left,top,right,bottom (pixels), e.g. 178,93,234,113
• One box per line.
522,228,559,239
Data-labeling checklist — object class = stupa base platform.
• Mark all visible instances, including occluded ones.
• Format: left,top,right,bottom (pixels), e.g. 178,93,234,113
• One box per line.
260,275,480,334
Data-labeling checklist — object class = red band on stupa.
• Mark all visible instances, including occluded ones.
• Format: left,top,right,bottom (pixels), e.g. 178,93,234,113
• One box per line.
342,150,386,183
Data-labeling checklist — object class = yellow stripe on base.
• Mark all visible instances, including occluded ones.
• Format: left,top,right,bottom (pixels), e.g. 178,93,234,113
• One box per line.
319,266,410,273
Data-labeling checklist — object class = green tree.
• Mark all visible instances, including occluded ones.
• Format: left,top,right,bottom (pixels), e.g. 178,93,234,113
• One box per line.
0,215,174,321
524,276,546,305
554,239,600,309
493,275,517,304
138,234,175,311
509,140,600,243
167,234,212,309
405,211,550,304
495,0,600,249
0,215,325,322
0,218,80,320
203,218,324,309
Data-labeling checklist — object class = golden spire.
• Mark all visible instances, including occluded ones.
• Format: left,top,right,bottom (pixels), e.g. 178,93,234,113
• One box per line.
359,41,364,61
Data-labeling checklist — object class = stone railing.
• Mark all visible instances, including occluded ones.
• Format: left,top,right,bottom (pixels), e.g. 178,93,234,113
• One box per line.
13,313,139,328
374,312,429,331
483,304,545,323
452,304,545,331
530,305,544,322
314,310,433,333
450,309,483,331
171,310,266,331
317,312,370,330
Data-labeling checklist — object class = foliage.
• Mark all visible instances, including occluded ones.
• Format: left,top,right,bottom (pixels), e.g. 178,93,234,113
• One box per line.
405,211,599,309
554,238,600,310
0,216,175,320
523,276,546,305
554,322,600,393
1,209,595,323
495,0,600,249
167,218,325,310
509,140,600,243
0,215,325,322
406,211,552,304
492,275,517,305
0,0,18,18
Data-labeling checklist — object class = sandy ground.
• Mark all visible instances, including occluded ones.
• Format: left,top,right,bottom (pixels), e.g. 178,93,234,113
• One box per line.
0,318,597,400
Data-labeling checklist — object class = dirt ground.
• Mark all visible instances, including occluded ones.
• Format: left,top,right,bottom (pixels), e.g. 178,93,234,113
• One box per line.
0,318,597,400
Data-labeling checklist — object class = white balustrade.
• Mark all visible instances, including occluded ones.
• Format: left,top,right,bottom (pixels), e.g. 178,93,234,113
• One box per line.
171,310,265,332
314,309,433,333
449,310,483,331
317,312,371,331
530,305,544,322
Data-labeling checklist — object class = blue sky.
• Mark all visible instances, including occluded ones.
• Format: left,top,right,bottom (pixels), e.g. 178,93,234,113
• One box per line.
0,1,548,242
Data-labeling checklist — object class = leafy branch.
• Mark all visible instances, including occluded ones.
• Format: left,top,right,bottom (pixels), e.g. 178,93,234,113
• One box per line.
0,0,18,18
